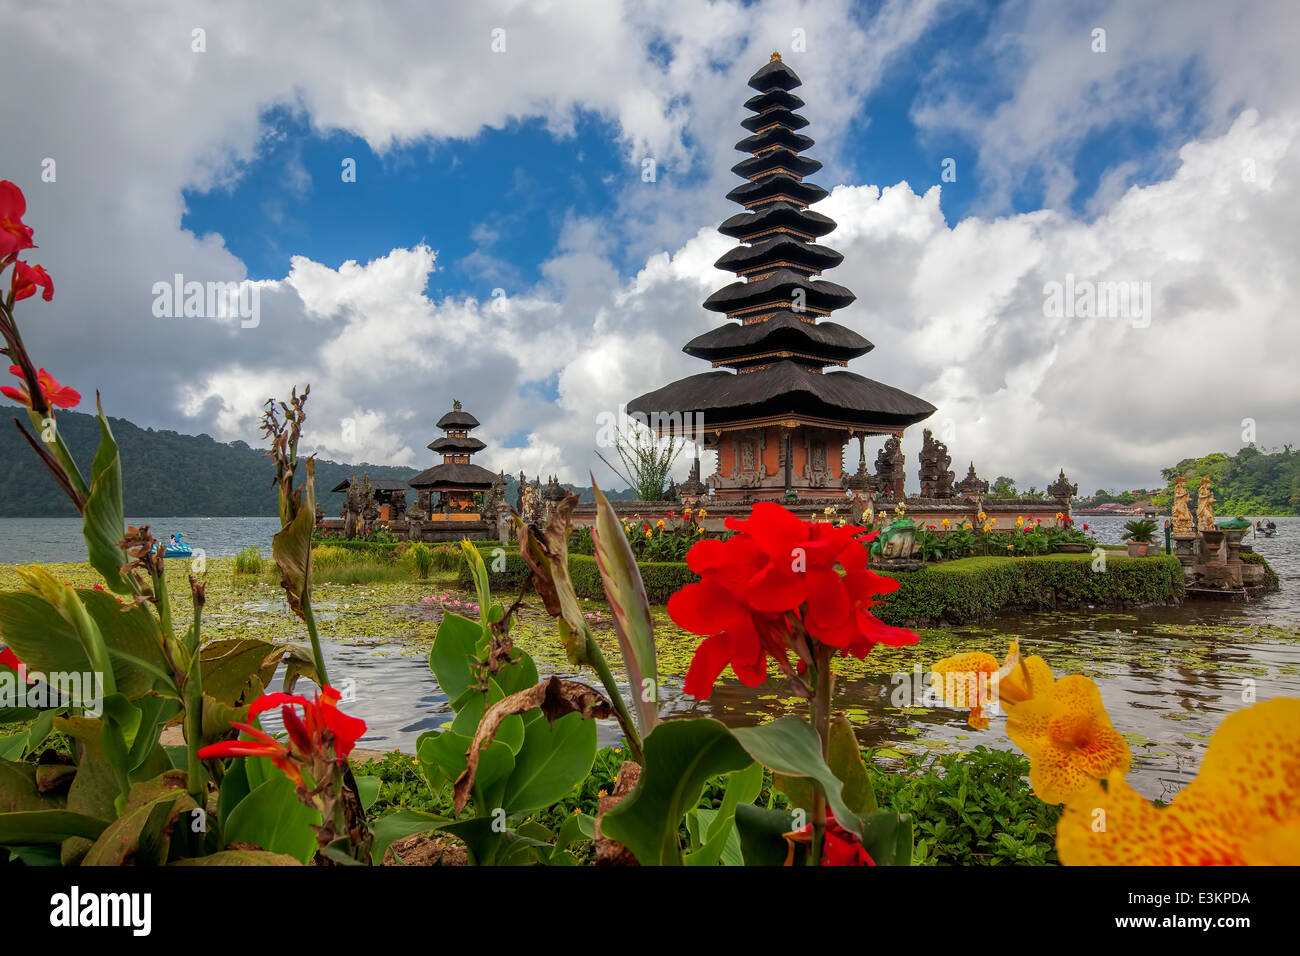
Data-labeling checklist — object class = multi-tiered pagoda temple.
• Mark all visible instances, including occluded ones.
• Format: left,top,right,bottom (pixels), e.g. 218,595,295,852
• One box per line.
409,400,496,513
628,53,935,501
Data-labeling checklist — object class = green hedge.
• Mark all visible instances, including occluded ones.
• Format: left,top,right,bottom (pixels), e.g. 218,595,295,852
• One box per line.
874,553,1185,626
458,546,1185,624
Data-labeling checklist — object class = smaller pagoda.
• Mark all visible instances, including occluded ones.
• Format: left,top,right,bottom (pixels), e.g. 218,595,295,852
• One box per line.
409,400,496,514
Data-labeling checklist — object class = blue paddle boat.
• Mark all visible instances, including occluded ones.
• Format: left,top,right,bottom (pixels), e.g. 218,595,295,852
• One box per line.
162,533,192,558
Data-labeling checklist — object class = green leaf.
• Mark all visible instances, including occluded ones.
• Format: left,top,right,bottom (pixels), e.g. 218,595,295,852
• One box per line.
369,809,450,864
80,591,178,698
0,759,64,812
82,784,194,866
685,761,763,867
82,398,129,594
199,638,279,707
354,775,381,811
776,715,878,817
223,774,321,865
589,479,659,735
730,716,863,839
600,718,753,866
735,803,803,866
415,728,471,795
429,612,484,702
0,592,93,681
0,809,109,845
502,711,597,814
857,810,915,867
469,740,515,813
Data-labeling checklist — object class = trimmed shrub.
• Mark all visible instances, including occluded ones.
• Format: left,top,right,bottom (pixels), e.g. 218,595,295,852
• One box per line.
874,553,1185,626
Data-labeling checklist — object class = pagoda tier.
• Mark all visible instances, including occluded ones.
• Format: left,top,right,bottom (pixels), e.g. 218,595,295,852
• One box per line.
428,435,486,454
410,401,496,511
627,52,934,501
683,314,872,368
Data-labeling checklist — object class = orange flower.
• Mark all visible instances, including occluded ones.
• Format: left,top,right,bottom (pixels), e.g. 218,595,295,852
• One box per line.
930,652,1000,729
10,261,53,301
1005,674,1130,804
1,366,80,409
1055,698,1300,865
0,181,36,259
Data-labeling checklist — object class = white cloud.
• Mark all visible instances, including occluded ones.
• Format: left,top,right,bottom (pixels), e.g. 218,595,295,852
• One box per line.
1,0,1296,499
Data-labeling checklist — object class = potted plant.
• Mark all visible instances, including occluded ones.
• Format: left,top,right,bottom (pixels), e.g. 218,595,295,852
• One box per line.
1124,518,1158,557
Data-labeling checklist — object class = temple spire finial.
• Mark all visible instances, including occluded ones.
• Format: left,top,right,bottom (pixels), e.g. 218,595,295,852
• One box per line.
770,50,781,62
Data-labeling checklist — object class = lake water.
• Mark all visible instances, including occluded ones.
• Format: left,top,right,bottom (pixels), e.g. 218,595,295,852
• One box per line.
0,516,282,564
3,512,1297,798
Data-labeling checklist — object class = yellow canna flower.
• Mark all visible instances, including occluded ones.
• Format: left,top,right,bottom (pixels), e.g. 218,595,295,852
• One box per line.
1055,698,1300,865
1006,674,1131,804
656,519,665,528
1016,515,1024,528
698,509,708,518
645,530,651,538
930,652,1000,729
931,642,1054,729
940,518,950,529
977,511,987,521
997,641,1055,706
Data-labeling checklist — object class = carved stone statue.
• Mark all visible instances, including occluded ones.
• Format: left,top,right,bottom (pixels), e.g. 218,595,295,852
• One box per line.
482,471,506,517
955,462,989,498
1196,476,1216,532
873,436,905,500
358,474,380,528
1048,469,1078,501
342,473,364,537
389,489,407,521
1171,475,1194,537
515,471,526,514
917,429,955,498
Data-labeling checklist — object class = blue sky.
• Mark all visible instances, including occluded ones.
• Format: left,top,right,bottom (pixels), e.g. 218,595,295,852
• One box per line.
182,1,1212,300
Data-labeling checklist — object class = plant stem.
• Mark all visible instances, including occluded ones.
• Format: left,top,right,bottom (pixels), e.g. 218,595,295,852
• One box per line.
809,641,833,866
182,598,205,804
302,599,331,688
584,625,644,764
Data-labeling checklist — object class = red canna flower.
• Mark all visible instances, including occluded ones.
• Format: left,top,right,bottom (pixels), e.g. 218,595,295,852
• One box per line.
198,685,365,788
0,646,34,684
1,365,80,409
669,502,918,699
11,261,53,301
0,181,35,259
783,808,876,866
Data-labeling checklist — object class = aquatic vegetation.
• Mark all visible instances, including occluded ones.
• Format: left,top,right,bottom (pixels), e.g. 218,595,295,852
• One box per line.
234,545,265,575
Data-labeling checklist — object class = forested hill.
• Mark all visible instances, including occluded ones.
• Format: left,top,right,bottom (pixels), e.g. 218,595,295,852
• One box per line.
1150,446,1300,516
0,408,418,517
0,408,636,517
